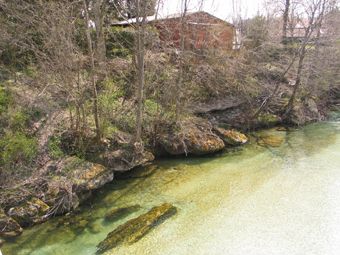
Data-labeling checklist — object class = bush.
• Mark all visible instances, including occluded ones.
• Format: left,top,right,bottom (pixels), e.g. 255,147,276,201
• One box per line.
106,27,135,58
0,132,37,168
47,136,64,159
9,110,29,131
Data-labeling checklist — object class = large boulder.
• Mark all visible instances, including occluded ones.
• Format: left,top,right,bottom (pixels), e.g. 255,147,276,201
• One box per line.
7,198,49,227
0,209,23,238
214,128,248,146
61,130,155,172
42,157,113,215
158,118,225,156
290,98,322,125
47,157,114,192
97,203,177,254
96,149,154,172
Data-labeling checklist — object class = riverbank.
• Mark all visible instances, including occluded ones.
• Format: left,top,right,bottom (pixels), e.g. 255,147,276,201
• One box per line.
0,95,338,241
1,114,339,255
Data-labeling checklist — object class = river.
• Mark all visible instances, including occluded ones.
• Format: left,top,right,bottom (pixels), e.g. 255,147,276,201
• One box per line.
2,113,340,255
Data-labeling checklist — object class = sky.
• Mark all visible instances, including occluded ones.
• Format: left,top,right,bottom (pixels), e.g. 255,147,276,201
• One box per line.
159,0,266,22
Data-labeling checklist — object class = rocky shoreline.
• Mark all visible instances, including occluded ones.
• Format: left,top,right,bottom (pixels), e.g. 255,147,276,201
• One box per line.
0,94,337,243
0,117,251,241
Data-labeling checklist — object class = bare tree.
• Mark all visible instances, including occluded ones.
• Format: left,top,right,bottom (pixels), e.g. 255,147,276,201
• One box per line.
284,0,334,118
282,0,291,42
83,0,101,139
176,0,189,120
134,0,148,144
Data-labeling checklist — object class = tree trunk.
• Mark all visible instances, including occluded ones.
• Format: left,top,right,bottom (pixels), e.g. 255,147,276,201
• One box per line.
285,45,307,117
94,0,106,67
83,0,101,140
176,0,188,120
282,0,290,43
134,0,147,143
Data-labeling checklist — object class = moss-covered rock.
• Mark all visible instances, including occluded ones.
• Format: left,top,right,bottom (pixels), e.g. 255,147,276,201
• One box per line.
7,198,49,227
0,209,23,238
96,203,177,254
46,156,113,193
214,128,248,146
104,205,141,222
158,118,225,156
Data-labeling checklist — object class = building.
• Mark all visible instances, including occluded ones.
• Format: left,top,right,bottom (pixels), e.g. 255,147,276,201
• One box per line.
112,11,238,51
285,19,325,43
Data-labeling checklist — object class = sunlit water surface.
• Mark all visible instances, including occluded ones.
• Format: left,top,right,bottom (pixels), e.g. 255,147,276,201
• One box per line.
2,113,340,255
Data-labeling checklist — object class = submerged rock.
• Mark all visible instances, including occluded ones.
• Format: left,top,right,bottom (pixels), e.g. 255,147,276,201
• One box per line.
256,113,281,127
257,135,284,147
214,128,248,146
104,205,141,222
96,203,177,254
158,118,225,156
0,209,23,238
7,198,49,227
115,164,158,179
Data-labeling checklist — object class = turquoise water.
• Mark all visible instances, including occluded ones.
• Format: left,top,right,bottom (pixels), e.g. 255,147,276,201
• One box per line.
2,115,340,255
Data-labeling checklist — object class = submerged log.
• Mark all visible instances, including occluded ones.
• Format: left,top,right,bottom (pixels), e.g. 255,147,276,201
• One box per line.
96,203,177,254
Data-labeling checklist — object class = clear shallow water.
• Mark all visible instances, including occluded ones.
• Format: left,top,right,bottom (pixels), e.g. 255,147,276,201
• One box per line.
2,115,340,255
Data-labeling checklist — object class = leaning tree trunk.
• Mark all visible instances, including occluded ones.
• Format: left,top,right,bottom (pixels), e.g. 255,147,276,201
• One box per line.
285,45,307,117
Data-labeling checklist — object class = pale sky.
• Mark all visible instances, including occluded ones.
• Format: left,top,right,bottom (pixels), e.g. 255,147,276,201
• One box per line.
159,0,266,22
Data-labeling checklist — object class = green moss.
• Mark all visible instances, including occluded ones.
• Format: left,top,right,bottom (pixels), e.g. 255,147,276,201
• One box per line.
145,99,159,116
9,110,29,131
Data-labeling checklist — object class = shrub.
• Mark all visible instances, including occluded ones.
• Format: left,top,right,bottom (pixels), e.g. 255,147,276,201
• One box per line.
0,84,11,114
106,27,135,58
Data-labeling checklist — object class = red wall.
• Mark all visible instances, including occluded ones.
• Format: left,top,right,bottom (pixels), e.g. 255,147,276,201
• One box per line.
154,12,235,51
